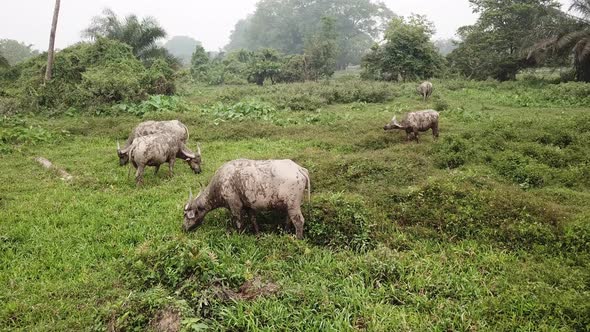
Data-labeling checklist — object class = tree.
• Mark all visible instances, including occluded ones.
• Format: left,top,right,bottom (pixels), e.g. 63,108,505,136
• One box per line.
305,17,338,79
225,0,393,68
0,54,9,69
164,36,202,66
0,39,40,65
190,45,210,81
247,48,282,85
528,0,590,81
361,15,444,81
45,0,61,82
82,8,178,66
448,0,561,81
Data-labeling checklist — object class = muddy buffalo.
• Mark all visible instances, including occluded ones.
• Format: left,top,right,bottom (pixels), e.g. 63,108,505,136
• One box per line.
123,133,202,186
117,120,189,166
182,159,311,239
417,81,433,101
384,109,439,142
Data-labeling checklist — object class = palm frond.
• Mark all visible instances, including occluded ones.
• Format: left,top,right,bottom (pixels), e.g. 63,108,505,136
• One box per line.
570,0,590,18
81,8,167,60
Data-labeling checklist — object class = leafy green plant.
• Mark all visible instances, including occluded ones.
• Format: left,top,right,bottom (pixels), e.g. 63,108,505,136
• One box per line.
202,100,278,124
113,95,188,116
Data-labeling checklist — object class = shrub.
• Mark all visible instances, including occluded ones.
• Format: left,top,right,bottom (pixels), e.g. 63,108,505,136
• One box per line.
81,59,144,104
2,38,177,114
113,95,188,117
493,151,548,188
202,99,278,124
306,192,374,252
432,136,471,169
389,176,566,248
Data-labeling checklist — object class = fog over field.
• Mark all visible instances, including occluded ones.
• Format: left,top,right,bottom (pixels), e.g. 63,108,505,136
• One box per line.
1,0,573,51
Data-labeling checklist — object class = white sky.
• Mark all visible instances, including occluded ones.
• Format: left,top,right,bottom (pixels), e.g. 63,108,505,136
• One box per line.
0,0,573,52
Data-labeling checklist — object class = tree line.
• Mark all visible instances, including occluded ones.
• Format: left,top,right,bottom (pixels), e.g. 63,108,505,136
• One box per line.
3,0,590,88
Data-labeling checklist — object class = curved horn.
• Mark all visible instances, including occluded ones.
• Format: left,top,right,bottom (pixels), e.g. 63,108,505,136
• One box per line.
197,143,201,156
117,141,121,150
189,188,193,201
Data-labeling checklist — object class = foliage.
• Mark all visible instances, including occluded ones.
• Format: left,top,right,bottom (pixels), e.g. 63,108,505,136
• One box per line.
0,39,39,66
304,17,338,79
246,49,282,85
0,116,54,153
82,8,178,67
448,0,562,81
113,95,188,117
226,0,394,68
307,192,374,251
190,45,210,82
0,54,8,69
528,0,590,82
361,15,444,81
1,38,177,113
202,100,278,124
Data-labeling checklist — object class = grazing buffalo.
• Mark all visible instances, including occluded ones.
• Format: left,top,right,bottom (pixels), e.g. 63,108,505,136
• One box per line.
182,159,311,239
384,110,439,142
123,133,202,186
417,81,433,101
117,120,189,166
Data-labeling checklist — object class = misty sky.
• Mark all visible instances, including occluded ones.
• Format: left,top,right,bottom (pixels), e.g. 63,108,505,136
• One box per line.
0,0,574,52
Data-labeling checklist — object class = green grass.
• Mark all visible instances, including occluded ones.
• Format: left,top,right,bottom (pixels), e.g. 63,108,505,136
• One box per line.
1,79,589,331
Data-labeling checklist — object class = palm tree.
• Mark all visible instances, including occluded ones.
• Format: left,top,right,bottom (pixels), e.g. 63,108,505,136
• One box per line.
529,0,590,81
45,0,61,81
82,8,178,65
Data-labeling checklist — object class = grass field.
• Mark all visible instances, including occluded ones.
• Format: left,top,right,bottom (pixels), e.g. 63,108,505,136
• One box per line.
1,79,589,331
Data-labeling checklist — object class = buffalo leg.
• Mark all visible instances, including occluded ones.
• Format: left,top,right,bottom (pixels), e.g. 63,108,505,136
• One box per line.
228,203,244,232
413,128,420,143
154,165,160,175
168,158,175,177
284,215,292,232
288,208,305,240
135,165,145,186
432,124,439,140
248,209,260,235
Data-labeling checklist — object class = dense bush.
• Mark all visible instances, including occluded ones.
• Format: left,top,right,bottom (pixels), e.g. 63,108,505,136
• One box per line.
389,176,567,249
1,38,177,114
306,192,374,252
432,136,472,169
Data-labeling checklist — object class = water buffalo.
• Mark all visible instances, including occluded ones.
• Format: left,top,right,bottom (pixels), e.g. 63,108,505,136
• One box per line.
384,110,439,142
117,120,189,166
123,133,202,186
182,159,311,239
417,81,433,101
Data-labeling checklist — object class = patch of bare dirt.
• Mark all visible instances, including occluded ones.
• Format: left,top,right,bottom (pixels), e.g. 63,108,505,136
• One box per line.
213,276,280,301
151,308,181,332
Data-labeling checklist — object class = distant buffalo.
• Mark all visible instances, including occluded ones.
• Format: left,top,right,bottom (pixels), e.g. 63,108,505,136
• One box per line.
384,110,439,142
122,133,202,186
117,120,189,166
183,159,310,239
417,81,433,101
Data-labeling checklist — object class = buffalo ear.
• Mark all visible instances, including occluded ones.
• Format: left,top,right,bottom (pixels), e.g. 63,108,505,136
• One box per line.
181,145,196,159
